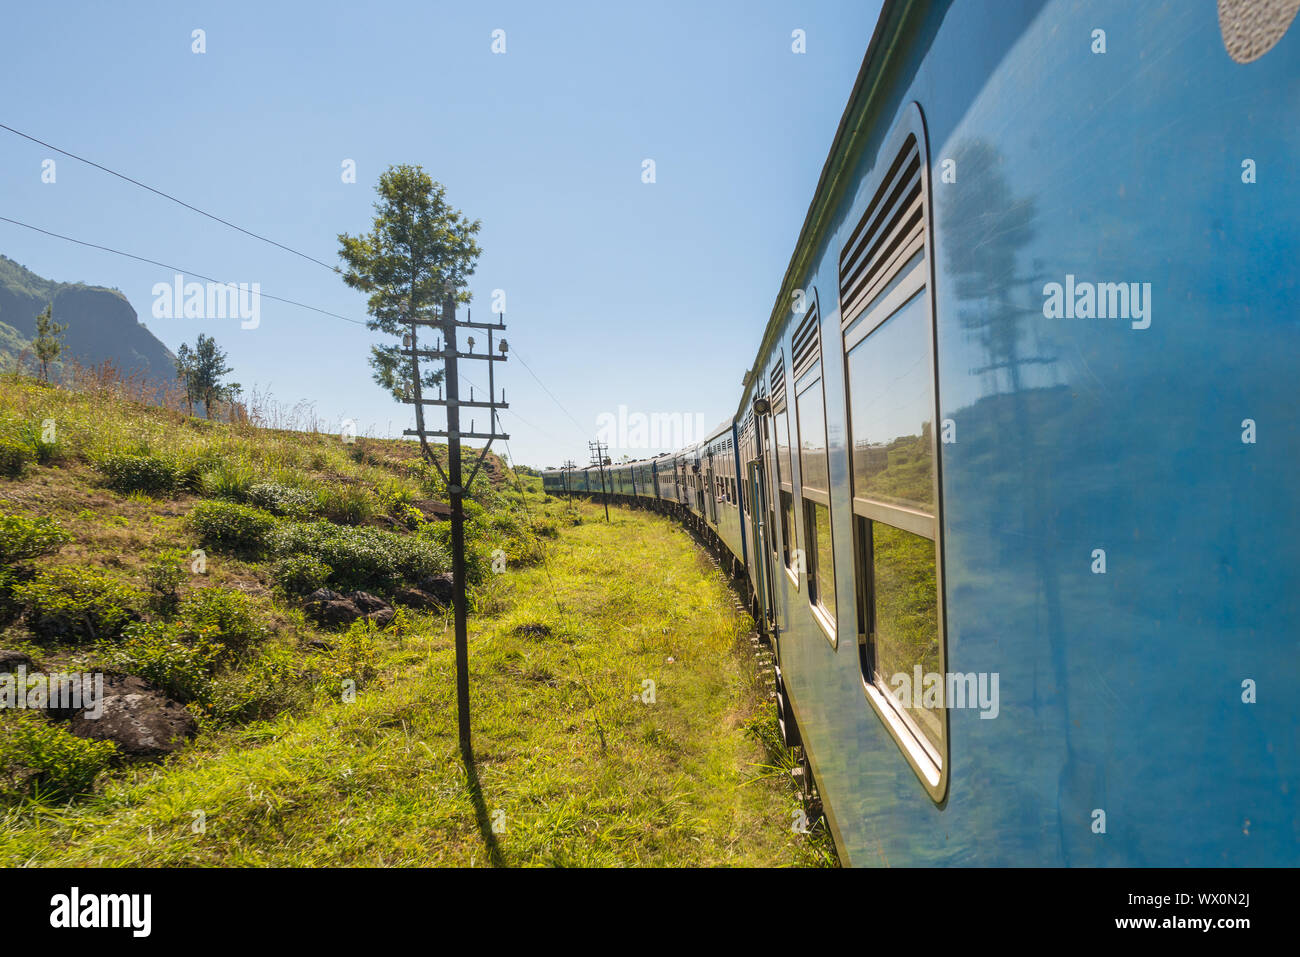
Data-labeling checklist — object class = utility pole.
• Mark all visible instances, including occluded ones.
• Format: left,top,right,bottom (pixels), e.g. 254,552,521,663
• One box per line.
589,440,610,522
402,292,508,760
561,459,576,495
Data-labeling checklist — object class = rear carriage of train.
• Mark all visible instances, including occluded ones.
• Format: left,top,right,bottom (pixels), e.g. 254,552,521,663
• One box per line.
737,0,1299,866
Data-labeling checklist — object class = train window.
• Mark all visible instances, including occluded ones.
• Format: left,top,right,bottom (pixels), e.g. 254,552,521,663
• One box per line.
795,367,835,633
771,358,798,582
840,111,945,799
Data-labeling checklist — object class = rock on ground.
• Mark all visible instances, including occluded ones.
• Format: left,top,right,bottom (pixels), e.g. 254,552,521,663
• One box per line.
0,649,33,673
303,588,396,629
67,675,197,757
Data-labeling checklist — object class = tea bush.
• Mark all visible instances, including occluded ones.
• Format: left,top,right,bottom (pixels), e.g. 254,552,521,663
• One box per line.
94,453,180,496
272,554,332,596
0,712,118,800
247,482,314,517
178,587,267,659
269,521,449,593
0,514,72,566
142,548,188,616
0,439,33,479
13,566,141,643
101,621,221,703
188,500,277,556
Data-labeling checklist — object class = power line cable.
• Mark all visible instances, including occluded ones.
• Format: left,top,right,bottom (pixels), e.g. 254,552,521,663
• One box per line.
0,214,367,326
0,121,340,274
508,345,588,436
1,121,594,451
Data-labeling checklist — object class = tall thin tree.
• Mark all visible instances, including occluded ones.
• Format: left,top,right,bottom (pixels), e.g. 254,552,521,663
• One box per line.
32,303,66,382
337,164,482,401
174,334,240,419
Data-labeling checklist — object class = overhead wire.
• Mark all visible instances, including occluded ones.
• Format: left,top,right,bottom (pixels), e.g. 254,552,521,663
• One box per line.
0,121,340,274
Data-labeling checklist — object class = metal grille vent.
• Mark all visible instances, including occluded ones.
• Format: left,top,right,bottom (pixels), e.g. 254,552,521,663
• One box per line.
839,134,923,327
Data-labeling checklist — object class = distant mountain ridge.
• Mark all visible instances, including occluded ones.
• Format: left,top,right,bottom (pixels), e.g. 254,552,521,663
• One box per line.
0,254,176,385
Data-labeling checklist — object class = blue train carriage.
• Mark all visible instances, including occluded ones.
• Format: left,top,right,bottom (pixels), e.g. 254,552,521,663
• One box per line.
650,454,670,505
632,460,650,499
698,420,748,571
636,458,658,500
733,0,1298,865
540,468,564,495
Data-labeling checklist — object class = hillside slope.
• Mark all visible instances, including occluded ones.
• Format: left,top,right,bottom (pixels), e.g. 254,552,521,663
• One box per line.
0,254,176,384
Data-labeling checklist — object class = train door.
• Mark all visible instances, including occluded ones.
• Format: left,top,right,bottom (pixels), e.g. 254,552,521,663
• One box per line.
747,459,776,630
762,415,783,612
705,461,718,523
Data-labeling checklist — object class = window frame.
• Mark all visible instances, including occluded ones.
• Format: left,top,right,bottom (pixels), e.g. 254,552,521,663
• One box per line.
839,101,949,804
770,353,801,590
794,355,836,646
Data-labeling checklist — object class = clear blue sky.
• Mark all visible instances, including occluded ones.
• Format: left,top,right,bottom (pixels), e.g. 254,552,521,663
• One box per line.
0,0,883,468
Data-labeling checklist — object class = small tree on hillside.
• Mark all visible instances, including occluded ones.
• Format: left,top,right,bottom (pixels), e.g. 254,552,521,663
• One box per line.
175,334,240,419
174,343,199,414
337,164,482,402
33,303,66,382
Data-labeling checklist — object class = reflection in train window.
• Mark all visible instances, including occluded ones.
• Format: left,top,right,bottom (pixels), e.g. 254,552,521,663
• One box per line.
806,499,835,621
845,290,933,513
868,520,941,753
845,287,943,780
796,369,835,628
838,117,944,798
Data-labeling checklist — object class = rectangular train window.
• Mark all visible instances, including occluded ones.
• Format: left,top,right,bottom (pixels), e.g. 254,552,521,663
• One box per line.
840,117,946,798
770,358,798,581
792,305,834,637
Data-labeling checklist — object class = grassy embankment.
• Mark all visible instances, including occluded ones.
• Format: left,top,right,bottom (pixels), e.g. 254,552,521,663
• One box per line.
0,375,833,865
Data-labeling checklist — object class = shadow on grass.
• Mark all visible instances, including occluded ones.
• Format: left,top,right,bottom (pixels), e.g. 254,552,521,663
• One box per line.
462,743,505,867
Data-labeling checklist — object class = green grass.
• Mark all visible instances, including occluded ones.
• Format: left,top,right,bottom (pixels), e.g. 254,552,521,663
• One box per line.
0,498,832,866
0,371,830,865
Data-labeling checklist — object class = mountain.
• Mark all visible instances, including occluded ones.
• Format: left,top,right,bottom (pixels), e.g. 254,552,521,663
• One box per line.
0,254,176,385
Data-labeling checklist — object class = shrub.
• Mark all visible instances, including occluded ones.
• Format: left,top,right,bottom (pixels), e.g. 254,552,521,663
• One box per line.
269,521,449,593
392,502,427,530
170,448,222,493
0,514,72,566
206,646,303,724
272,554,332,596
198,460,257,501
188,500,276,556
94,453,180,496
315,483,374,525
315,620,381,693
15,420,62,467
13,566,141,643
100,621,221,703
0,711,118,800
530,518,560,539
247,481,314,517
500,534,546,568
488,510,523,534
422,519,489,584
0,439,32,479
178,587,267,659
142,548,188,616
